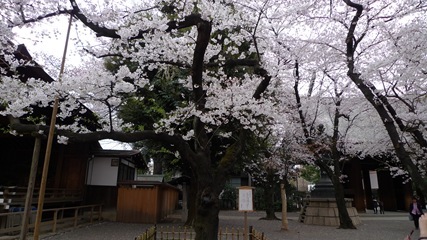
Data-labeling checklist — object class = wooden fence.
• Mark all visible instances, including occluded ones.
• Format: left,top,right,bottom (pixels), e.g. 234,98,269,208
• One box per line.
0,204,102,237
135,225,268,240
117,182,179,224
0,186,82,210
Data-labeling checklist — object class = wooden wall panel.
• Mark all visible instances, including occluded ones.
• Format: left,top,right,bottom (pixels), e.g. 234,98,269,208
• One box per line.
117,185,179,224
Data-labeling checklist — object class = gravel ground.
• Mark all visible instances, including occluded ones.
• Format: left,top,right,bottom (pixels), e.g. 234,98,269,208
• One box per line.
39,211,416,240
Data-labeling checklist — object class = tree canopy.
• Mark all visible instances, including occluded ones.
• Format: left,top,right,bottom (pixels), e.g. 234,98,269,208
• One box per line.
1,0,427,239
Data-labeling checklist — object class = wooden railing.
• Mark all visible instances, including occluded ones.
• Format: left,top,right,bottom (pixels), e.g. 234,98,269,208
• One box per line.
135,225,268,240
0,186,83,210
0,204,102,237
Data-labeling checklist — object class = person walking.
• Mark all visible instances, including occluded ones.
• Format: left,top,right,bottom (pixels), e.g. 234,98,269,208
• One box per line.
373,198,378,214
409,197,424,230
379,200,385,214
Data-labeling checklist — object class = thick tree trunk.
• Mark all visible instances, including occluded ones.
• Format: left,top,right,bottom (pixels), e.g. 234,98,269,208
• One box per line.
194,202,220,240
262,184,279,220
193,178,222,240
332,176,356,229
318,161,356,229
185,179,198,226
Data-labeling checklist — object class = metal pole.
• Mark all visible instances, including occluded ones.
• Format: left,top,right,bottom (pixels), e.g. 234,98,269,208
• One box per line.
19,136,42,240
33,13,73,240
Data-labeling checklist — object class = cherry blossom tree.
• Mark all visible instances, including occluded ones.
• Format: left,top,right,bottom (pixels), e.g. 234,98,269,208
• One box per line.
340,0,427,196
254,3,376,227
244,128,310,219
287,0,427,195
270,0,427,218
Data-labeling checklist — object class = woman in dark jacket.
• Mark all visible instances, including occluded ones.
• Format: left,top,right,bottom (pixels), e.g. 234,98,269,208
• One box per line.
410,197,424,229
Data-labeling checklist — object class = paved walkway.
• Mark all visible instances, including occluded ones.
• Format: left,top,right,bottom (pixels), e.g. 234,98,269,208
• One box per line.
41,210,416,240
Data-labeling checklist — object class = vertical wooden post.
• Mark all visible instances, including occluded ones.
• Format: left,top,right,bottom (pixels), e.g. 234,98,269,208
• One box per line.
182,182,187,222
33,97,59,239
154,224,157,240
73,208,78,227
280,183,289,230
19,136,41,240
33,13,73,240
52,210,58,233
98,205,102,221
90,206,94,223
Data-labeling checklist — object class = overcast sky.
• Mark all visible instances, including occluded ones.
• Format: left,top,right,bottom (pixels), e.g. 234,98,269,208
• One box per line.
99,139,132,150
13,14,101,76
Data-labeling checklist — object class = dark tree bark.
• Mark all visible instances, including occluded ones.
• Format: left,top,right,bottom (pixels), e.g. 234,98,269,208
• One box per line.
185,167,198,226
262,183,279,220
332,171,355,228
190,152,226,240
330,81,356,229
316,160,355,229
185,180,198,226
258,168,280,220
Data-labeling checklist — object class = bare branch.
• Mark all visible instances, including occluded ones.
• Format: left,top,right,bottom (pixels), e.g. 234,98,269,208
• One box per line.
343,0,363,63
293,60,310,141
8,8,72,27
69,0,121,38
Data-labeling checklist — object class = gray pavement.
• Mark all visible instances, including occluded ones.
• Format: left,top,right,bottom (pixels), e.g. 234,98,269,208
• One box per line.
41,210,416,240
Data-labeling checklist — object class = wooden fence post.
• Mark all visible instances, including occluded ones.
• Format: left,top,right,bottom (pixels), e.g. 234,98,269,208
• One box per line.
73,208,78,227
98,205,102,221
249,226,253,240
156,225,159,240
53,210,58,233
90,206,94,223
20,136,41,240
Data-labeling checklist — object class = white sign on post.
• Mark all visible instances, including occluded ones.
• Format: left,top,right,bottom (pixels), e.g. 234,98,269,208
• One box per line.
238,187,253,212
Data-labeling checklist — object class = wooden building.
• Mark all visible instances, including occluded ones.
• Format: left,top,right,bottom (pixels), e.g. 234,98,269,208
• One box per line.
85,149,146,209
342,157,413,212
1,43,102,209
0,44,165,226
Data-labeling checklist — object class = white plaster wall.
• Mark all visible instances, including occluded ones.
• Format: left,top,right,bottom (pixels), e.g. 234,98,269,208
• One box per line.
86,157,118,186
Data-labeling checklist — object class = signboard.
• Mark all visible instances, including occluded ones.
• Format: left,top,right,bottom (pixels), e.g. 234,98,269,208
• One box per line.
238,186,253,212
111,158,120,167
